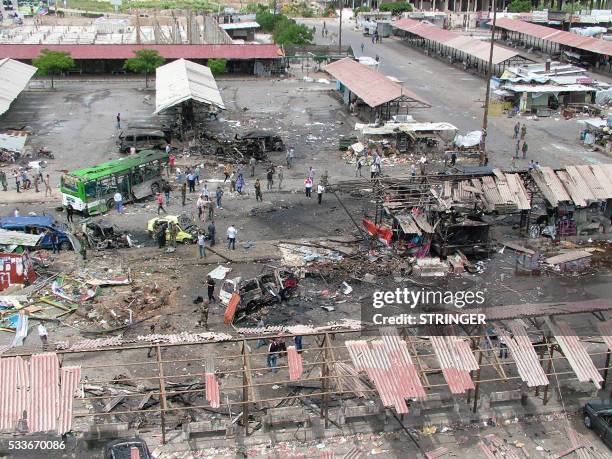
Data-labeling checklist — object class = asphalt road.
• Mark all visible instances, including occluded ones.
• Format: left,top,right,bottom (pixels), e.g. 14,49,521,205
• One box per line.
299,17,612,169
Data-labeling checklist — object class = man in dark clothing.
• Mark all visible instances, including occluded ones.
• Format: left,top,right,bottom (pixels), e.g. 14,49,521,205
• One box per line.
116,113,121,129
254,179,263,202
156,223,167,249
207,220,216,246
66,204,74,223
266,167,274,190
181,182,187,206
49,230,59,254
206,275,215,303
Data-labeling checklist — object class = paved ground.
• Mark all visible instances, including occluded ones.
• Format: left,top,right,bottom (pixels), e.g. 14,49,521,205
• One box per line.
299,17,612,169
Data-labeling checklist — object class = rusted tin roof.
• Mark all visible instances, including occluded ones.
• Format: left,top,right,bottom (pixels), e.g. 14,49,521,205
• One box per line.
287,346,303,381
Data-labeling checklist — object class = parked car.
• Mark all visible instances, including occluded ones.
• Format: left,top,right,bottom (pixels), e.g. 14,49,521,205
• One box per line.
117,129,168,154
104,437,151,459
0,216,73,250
584,399,612,449
147,215,197,243
220,267,299,315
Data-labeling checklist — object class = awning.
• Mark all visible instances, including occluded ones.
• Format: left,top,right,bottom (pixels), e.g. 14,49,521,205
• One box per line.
0,58,37,116
324,57,430,109
154,58,225,114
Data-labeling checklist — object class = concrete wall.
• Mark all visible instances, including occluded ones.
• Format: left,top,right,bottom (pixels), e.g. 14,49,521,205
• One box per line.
203,15,234,45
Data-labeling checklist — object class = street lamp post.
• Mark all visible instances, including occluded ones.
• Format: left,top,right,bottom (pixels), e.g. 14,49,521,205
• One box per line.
481,0,497,166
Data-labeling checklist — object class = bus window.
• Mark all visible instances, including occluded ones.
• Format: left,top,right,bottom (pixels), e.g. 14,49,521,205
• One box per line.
97,176,117,195
84,181,97,198
62,175,79,193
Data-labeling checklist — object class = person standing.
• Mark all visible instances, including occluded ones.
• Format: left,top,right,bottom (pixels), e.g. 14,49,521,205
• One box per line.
163,181,171,204
215,186,224,209
38,323,49,349
513,122,520,139
156,223,166,249
304,177,313,198
308,166,315,180
207,197,214,220
317,181,325,204
197,230,206,258
371,163,378,179
410,164,416,177
168,152,176,176
294,335,303,352
33,174,40,192
227,224,237,250
355,158,363,177
156,192,166,214
116,113,121,129
14,208,20,217
223,164,232,182
267,339,280,373
520,124,527,140
197,299,209,329
515,139,520,159
200,183,209,200
0,170,7,191
48,230,59,254
181,182,187,206
44,174,52,197
13,170,20,193
187,170,196,193
255,178,263,202
194,164,201,186
249,156,256,177
207,220,216,246
168,221,178,248
360,43,365,53
522,141,528,160
236,174,244,195
266,167,274,190
286,148,294,168
114,191,123,213
206,275,215,303
66,204,74,223
230,172,237,193
197,195,205,221
277,166,284,190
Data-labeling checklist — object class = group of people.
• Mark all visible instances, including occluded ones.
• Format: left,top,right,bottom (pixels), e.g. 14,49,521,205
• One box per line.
513,122,529,162
0,168,53,196
354,148,383,179
256,331,303,373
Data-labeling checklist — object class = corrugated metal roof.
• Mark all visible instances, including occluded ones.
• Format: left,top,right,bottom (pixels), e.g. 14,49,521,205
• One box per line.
0,44,283,61
546,320,603,388
598,321,612,351
574,165,608,200
565,165,597,202
324,57,428,108
556,170,588,207
505,83,595,93
530,166,571,206
393,18,522,65
205,373,220,409
494,322,548,387
0,58,37,116
495,17,612,57
0,356,29,432
154,58,225,114
0,229,42,247
430,335,476,394
0,131,28,153
287,345,303,381
57,366,80,435
590,165,612,198
505,173,531,210
486,299,612,320
29,353,59,433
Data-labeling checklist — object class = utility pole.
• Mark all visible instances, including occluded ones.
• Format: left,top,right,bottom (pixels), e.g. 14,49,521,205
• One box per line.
338,0,343,54
480,0,497,166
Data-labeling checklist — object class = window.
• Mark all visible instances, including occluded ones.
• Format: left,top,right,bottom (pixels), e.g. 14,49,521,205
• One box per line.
84,181,97,198
61,175,79,193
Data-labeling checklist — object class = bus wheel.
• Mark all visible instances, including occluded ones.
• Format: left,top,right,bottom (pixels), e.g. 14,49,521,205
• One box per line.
151,182,161,194
106,198,115,212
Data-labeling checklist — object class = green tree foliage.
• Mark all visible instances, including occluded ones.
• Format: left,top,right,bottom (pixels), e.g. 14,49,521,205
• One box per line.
32,49,74,88
507,0,533,12
379,2,413,14
123,49,165,88
272,17,314,45
256,10,280,32
280,1,314,17
323,4,337,16
243,2,268,13
354,6,371,14
208,59,228,75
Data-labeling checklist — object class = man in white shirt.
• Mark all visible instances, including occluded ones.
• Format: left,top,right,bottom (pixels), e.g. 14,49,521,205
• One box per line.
317,182,325,205
227,224,237,250
197,230,206,258
113,191,123,213
38,323,48,348
13,208,19,217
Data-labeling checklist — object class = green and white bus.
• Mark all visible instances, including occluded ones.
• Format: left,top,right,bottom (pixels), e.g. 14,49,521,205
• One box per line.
60,150,169,215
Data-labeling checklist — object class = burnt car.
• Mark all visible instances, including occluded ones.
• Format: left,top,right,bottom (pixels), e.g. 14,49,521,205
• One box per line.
104,437,151,459
117,129,169,154
235,131,285,159
82,220,132,250
220,268,298,318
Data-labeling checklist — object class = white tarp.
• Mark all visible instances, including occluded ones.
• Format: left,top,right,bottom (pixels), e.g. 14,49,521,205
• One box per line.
453,130,483,148
154,58,225,114
0,58,37,116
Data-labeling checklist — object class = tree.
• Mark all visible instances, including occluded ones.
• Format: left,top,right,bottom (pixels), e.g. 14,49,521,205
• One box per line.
256,10,280,32
379,2,413,14
32,49,74,89
123,49,165,88
273,19,313,45
208,59,227,75
507,0,532,12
